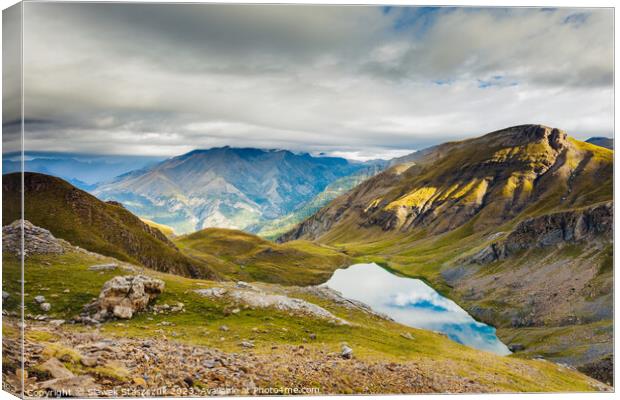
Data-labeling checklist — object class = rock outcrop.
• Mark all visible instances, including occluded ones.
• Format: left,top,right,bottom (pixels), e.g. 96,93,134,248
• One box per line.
578,355,613,386
85,275,164,321
470,202,612,264
2,219,68,256
195,283,349,325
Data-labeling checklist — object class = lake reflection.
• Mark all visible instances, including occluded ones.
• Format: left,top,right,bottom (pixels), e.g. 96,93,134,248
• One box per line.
324,263,511,355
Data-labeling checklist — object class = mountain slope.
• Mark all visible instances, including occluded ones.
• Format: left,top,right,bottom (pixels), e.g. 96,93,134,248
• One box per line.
2,237,608,394
94,147,372,233
2,172,215,279
279,124,613,383
281,125,611,242
586,137,613,150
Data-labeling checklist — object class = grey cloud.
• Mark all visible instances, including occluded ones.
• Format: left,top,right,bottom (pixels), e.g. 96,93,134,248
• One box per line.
5,3,614,157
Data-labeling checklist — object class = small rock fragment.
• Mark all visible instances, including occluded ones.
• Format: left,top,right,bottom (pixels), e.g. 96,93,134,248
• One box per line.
80,356,98,367
113,305,134,319
39,358,75,379
509,343,525,352
341,345,353,359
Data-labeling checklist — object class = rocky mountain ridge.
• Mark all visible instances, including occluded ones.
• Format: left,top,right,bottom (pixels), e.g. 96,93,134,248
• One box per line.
280,125,611,242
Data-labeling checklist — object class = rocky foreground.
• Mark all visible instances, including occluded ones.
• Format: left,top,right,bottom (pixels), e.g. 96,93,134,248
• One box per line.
4,321,499,397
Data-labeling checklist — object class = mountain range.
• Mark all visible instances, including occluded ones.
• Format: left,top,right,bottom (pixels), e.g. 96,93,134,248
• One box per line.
1,124,614,385
93,147,385,234
279,124,613,383
2,151,163,190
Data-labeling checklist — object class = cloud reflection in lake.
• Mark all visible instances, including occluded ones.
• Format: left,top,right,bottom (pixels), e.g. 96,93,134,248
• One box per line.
324,263,511,355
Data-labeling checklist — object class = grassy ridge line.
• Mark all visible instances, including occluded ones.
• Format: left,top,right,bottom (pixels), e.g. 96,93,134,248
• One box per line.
175,228,350,286
279,128,612,246
1,250,605,392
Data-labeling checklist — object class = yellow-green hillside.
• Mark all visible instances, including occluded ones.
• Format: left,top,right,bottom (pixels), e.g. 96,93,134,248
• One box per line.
175,228,350,285
141,218,176,238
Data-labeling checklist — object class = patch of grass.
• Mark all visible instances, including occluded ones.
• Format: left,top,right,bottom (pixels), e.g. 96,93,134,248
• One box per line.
26,330,58,342
42,343,82,364
597,244,613,276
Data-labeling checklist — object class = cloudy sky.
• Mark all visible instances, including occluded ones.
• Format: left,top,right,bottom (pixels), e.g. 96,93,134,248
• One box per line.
3,3,614,160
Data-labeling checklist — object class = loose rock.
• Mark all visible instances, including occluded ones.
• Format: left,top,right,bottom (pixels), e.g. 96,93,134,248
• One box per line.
341,345,353,359
508,343,525,352
39,358,74,379
38,375,100,396
80,356,98,367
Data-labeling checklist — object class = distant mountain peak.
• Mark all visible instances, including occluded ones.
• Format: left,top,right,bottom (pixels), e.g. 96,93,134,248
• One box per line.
94,147,372,233
586,136,613,150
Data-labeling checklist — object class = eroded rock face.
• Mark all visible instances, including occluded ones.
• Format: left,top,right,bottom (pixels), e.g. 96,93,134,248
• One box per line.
578,355,613,386
87,275,164,320
470,202,613,265
2,219,67,256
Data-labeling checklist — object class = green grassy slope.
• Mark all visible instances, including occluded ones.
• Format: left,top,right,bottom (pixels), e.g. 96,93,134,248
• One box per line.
175,228,350,285
2,172,215,279
1,249,606,393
